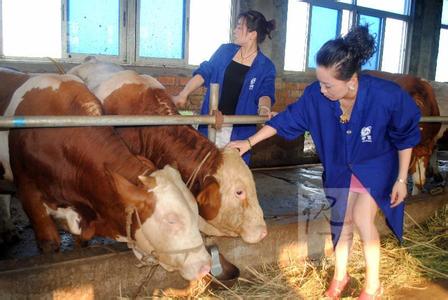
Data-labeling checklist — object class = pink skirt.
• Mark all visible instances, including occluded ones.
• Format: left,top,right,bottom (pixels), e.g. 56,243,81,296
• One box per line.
350,174,369,194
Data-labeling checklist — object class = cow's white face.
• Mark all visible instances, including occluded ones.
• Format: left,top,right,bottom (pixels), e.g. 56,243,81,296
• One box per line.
133,165,211,281
203,148,267,243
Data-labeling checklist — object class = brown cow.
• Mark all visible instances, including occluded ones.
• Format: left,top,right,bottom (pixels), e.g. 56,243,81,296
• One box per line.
69,58,267,243
0,69,210,280
366,70,441,194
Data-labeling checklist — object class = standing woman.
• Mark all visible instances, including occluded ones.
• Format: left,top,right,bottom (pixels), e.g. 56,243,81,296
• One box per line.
228,26,421,299
172,10,276,164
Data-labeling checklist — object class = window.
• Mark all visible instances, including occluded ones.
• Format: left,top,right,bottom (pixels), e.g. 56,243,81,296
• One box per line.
67,0,120,56
436,0,448,82
0,0,233,66
284,0,411,73
2,0,61,58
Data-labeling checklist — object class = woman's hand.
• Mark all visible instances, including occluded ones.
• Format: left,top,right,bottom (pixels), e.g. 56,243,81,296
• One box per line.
226,139,252,156
172,94,188,108
390,180,407,207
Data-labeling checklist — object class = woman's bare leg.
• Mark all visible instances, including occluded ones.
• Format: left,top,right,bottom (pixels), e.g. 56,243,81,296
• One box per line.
352,193,380,293
333,192,357,280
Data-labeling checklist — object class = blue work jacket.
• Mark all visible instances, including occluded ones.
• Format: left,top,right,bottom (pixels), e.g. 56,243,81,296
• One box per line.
194,43,276,163
267,74,421,246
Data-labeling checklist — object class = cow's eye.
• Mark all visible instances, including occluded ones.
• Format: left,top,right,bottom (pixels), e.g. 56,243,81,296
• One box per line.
236,190,244,197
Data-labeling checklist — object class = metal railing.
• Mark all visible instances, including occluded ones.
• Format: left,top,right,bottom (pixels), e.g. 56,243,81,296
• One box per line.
0,115,447,129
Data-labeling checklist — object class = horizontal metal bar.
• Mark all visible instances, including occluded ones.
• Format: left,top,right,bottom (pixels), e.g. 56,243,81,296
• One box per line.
0,115,269,128
0,115,447,129
420,116,448,123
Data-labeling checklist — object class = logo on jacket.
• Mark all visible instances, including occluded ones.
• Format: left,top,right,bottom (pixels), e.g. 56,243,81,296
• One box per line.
361,126,372,143
249,77,256,90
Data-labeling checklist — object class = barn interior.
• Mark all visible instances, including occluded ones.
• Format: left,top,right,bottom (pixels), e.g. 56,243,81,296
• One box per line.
0,0,448,299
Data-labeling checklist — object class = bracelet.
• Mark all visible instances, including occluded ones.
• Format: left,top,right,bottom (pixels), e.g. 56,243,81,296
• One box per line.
247,138,253,149
396,178,406,185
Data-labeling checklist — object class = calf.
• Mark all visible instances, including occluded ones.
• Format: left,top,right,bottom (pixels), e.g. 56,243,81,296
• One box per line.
69,58,267,243
0,69,210,280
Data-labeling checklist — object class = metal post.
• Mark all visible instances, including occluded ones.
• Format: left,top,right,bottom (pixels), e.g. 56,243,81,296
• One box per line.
208,83,219,143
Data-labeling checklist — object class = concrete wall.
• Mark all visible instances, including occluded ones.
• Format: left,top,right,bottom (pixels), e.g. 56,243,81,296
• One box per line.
408,0,444,79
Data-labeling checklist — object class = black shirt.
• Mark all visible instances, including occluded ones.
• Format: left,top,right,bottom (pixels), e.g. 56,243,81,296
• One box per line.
218,60,250,115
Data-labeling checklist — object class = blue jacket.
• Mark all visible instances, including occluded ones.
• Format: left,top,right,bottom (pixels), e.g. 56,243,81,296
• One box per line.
267,74,421,245
194,43,276,163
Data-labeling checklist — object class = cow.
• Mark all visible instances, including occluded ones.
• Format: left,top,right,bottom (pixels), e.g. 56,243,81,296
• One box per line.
366,71,441,194
0,68,210,281
68,58,268,244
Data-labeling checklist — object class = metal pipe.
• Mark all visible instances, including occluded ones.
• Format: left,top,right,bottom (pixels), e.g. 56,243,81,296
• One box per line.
208,83,219,143
0,115,447,129
420,116,448,122
0,115,269,129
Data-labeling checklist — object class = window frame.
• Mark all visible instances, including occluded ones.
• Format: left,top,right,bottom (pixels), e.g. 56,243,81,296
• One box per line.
287,0,412,73
0,0,236,67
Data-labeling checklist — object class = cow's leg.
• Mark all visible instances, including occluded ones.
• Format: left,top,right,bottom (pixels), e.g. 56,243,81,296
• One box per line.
17,184,60,253
0,194,19,244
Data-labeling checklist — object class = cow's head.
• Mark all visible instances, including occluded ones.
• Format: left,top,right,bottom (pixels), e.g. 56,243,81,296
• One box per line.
197,148,267,243
111,165,210,281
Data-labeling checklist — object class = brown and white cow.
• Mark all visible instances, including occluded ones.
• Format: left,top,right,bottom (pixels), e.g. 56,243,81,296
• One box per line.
0,69,210,280
69,58,267,244
366,71,441,194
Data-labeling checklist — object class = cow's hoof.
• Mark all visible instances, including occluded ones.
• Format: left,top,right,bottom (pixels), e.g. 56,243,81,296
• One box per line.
39,240,60,253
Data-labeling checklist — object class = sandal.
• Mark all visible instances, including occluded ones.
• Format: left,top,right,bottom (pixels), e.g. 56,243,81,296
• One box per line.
358,286,383,300
324,273,350,299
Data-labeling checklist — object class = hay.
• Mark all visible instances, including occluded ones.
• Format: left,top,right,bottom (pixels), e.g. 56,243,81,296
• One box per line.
209,204,447,299
124,205,447,299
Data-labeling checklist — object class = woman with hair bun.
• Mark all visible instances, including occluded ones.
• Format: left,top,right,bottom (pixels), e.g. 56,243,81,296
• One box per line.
173,10,276,164
228,26,421,299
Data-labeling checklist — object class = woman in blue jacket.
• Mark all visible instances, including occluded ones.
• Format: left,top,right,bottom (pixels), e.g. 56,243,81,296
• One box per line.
173,10,276,164
228,26,420,299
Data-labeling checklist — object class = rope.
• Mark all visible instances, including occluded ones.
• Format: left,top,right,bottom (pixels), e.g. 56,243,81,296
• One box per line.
46,57,66,74
125,206,204,260
212,109,223,130
186,151,211,190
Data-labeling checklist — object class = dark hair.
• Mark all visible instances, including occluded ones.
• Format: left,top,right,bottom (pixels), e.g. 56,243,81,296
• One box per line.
238,10,276,44
316,25,376,80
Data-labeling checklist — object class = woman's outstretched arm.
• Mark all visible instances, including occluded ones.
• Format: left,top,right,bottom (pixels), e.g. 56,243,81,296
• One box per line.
226,125,277,155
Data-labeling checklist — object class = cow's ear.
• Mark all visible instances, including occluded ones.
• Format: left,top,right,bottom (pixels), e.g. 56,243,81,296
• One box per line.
107,168,152,208
138,175,157,190
197,176,221,220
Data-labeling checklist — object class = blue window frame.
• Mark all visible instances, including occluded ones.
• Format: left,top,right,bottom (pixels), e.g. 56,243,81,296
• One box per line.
285,0,412,73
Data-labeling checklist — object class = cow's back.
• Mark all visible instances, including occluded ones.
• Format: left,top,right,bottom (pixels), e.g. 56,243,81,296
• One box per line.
0,68,30,115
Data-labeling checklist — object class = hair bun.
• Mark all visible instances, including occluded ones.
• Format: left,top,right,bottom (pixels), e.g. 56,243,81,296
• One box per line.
343,25,376,66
